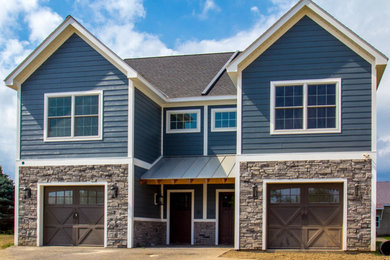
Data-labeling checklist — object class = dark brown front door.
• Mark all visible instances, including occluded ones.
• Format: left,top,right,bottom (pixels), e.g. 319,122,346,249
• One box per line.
44,186,104,246
170,192,191,244
267,183,343,249
218,192,234,245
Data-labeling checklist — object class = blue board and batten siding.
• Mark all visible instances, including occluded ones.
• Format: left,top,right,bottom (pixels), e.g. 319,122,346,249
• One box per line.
208,105,236,155
163,107,204,156
20,34,128,159
134,89,161,163
241,16,372,154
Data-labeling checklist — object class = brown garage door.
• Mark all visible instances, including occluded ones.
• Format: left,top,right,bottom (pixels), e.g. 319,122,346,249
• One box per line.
267,183,343,249
44,186,104,246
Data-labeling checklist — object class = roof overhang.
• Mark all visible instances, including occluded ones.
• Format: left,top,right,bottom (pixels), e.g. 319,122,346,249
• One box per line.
227,0,388,86
140,155,236,185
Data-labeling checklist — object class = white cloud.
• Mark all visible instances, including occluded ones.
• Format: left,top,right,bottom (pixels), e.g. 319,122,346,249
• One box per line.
199,0,221,20
88,0,145,23
251,6,259,14
25,8,62,42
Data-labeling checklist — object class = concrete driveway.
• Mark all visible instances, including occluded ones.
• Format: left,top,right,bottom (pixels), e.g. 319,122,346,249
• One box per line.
1,246,233,260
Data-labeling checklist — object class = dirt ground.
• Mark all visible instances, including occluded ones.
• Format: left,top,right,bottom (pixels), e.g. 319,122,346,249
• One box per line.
222,250,388,260
0,234,13,249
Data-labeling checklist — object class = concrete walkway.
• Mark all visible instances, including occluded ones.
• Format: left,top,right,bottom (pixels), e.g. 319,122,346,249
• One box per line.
1,246,233,260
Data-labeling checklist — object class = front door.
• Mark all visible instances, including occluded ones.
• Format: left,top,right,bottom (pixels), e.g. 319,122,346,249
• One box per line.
267,183,343,249
170,192,191,244
44,186,104,246
218,192,234,245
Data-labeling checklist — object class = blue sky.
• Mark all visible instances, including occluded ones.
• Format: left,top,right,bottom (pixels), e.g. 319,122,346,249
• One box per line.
0,0,390,181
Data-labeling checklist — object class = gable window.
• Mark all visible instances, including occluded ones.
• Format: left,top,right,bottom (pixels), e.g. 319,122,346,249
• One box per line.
270,78,341,134
211,108,236,132
44,91,103,141
166,109,201,133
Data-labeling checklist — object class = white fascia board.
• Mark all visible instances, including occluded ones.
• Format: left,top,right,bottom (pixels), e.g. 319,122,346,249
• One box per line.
167,95,237,103
4,16,138,89
226,0,308,73
227,0,388,74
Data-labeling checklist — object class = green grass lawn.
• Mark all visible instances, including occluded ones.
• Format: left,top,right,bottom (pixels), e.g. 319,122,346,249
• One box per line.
0,234,13,249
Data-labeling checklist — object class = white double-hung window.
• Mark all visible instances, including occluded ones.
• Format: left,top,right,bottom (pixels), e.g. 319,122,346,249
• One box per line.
44,90,103,141
270,78,341,134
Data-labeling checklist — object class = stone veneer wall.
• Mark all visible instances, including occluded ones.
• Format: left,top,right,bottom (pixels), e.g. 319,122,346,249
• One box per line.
133,221,166,247
18,165,128,247
239,159,372,251
194,221,215,245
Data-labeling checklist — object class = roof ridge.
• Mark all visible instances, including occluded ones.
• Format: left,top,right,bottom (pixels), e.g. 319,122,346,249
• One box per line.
124,51,236,61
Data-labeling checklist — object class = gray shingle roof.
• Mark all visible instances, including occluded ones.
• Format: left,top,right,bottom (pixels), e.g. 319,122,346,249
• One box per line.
377,182,390,208
125,52,237,98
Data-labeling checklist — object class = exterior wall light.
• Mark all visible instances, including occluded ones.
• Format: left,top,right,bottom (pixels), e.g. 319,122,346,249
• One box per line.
110,184,118,198
252,184,258,199
154,193,164,206
354,183,361,200
23,187,31,199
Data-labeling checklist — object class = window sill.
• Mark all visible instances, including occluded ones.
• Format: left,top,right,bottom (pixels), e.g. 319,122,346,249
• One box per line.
43,135,103,142
211,127,236,132
270,128,341,135
166,129,201,134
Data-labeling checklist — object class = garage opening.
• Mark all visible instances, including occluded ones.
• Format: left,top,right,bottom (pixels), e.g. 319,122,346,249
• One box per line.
267,183,343,250
43,186,104,246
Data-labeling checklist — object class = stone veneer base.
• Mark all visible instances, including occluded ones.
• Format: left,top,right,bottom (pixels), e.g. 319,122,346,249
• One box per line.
239,159,372,251
18,165,128,247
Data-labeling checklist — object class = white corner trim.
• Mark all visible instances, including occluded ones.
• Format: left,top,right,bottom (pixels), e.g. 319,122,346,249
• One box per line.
166,109,201,134
43,90,103,142
371,64,377,152
238,151,374,162
210,107,237,132
236,71,242,155
203,105,208,156
234,158,240,249
166,190,194,245
371,155,377,251
14,165,19,246
128,79,135,158
17,157,132,167
215,189,235,246
270,78,342,135
16,88,21,160
36,182,108,247
128,160,134,248
262,178,348,251
161,109,164,156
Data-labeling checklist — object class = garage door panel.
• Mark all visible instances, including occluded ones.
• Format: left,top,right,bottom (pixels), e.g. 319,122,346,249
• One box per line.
267,183,343,250
44,186,104,246
268,228,302,249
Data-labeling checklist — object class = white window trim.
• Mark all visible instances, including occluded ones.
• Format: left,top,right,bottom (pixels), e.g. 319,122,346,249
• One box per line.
166,109,201,134
211,108,237,132
270,78,342,135
43,90,103,142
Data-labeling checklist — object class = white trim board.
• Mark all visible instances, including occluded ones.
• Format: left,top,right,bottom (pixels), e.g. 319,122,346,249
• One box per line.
14,165,19,246
17,157,132,167
166,189,195,245
261,179,348,251
36,182,108,247
128,160,134,248
238,151,375,162
215,189,235,246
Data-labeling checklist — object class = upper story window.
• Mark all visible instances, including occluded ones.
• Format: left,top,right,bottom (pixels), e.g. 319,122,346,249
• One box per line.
211,108,236,132
270,78,341,135
44,90,103,142
166,109,201,133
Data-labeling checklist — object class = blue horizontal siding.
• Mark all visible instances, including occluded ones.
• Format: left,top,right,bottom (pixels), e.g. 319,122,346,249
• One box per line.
208,105,236,155
241,16,372,154
134,89,161,163
20,33,128,159
134,166,161,218
163,107,204,156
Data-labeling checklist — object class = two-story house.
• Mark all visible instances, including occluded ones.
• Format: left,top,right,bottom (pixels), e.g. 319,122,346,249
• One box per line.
4,0,388,251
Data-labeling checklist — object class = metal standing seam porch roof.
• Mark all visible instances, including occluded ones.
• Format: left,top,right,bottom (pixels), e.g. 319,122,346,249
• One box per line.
140,155,236,185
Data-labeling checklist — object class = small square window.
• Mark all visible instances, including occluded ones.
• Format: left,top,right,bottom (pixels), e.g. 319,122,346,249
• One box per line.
211,108,237,132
